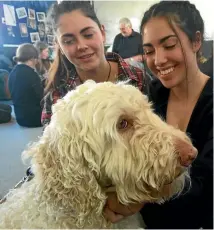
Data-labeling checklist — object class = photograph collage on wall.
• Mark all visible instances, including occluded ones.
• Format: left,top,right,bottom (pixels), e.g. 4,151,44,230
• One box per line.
2,3,54,43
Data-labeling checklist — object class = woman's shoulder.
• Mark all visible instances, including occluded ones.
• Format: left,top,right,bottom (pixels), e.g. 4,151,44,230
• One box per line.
194,77,213,120
9,64,37,79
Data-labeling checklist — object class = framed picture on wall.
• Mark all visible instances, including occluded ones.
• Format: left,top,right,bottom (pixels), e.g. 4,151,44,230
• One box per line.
16,7,27,19
45,23,53,35
30,32,40,43
28,8,35,19
47,35,54,46
38,22,45,40
36,12,45,22
19,23,28,37
27,18,37,30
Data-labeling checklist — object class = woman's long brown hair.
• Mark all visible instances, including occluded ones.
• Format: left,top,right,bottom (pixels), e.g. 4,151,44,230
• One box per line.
45,46,72,92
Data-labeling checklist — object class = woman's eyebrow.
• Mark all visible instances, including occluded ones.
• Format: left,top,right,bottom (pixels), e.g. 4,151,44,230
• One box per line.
60,27,94,38
143,34,177,47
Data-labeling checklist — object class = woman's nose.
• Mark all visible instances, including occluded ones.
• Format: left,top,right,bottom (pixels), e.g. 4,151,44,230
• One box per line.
154,49,167,67
77,39,88,51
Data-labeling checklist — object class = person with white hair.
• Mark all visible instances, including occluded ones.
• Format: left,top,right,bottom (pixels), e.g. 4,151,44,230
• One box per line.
112,17,143,62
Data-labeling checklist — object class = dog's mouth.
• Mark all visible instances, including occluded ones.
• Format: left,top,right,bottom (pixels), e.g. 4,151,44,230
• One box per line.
163,167,187,186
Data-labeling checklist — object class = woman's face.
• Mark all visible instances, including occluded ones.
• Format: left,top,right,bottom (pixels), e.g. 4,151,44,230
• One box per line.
142,17,199,88
41,48,49,60
56,10,106,72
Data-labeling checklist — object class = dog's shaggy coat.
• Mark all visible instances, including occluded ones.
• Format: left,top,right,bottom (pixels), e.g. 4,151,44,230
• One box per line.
0,81,195,228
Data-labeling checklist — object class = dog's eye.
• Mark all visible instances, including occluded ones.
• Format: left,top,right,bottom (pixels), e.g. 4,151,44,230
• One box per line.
117,119,128,129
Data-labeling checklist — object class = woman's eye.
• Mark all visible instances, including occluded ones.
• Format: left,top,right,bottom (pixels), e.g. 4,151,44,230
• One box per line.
117,119,129,130
84,34,93,39
62,39,74,45
144,50,154,55
165,44,176,49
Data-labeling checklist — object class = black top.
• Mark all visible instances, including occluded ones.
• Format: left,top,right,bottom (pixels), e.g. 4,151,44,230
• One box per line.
141,78,213,229
112,30,142,59
9,64,43,127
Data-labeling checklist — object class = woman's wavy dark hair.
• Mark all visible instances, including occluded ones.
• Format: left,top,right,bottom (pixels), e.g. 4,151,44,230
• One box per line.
140,1,204,57
45,1,101,91
140,1,205,95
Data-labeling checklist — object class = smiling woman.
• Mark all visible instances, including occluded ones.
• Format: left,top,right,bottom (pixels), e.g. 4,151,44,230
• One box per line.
139,1,213,229
104,1,213,229
41,1,144,127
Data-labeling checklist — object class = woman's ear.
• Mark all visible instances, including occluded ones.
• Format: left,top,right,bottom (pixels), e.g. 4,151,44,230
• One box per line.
101,25,106,44
193,31,202,53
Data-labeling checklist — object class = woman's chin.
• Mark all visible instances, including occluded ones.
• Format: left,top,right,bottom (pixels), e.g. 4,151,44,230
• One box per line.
159,78,178,89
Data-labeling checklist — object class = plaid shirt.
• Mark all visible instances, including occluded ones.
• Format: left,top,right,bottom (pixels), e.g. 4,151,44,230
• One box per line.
41,52,144,126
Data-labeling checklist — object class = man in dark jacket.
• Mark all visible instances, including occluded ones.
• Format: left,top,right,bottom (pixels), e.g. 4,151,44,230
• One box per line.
112,18,143,63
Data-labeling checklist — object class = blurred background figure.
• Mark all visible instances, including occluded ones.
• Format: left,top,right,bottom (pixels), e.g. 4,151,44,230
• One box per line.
0,103,12,124
34,41,52,88
0,69,10,101
0,47,13,73
112,17,143,64
9,43,43,127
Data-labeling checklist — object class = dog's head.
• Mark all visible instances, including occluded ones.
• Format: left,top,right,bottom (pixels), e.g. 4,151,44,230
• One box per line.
23,80,197,225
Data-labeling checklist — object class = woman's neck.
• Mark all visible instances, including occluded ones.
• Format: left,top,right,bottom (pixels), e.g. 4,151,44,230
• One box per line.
170,69,209,103
77,60,111,83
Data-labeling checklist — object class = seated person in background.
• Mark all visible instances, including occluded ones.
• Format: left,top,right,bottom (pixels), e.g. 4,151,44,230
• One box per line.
0,47,13,73
112,18,143,63
34,41,52,88
0,103,12,124
9,43,43,127
0,69,11,100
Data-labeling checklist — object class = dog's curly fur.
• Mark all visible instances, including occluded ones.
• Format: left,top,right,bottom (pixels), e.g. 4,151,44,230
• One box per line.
0,81,193,229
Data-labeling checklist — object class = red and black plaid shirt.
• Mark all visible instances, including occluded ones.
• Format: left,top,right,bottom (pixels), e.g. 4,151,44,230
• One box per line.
41,52,144,126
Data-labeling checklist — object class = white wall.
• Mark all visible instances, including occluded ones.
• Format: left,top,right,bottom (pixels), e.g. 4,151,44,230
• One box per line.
94,0,213,46
190,0,214,40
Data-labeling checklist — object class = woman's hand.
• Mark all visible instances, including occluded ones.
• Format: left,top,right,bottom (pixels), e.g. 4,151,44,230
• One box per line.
104,192,145,223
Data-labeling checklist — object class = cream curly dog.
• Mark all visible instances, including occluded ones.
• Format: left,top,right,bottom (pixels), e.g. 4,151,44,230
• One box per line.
0,81,197,229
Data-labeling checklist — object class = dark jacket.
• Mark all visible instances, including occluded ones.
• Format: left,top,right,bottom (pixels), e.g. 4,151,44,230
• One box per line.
9,64,43,127
112,30,142,59
141,78,213,229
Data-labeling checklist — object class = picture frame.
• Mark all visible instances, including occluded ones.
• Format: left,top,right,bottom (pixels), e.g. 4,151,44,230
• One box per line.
30,32,40,43
27,18,37,30
47,35,54,46
28,8,35,19
36,12,45,22
16,7,27,19
19,23,28,37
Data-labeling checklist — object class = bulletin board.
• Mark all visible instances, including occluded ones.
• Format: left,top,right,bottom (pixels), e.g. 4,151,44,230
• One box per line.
0,1,55,48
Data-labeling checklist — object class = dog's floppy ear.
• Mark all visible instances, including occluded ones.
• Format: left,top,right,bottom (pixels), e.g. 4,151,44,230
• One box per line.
22,82,107,228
